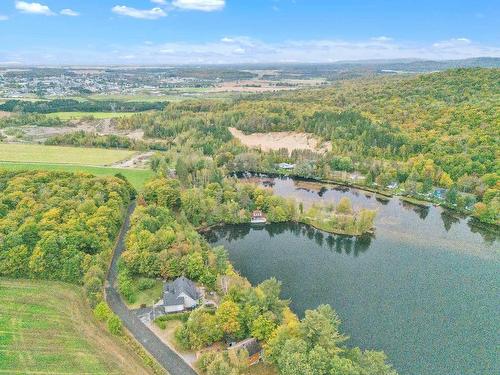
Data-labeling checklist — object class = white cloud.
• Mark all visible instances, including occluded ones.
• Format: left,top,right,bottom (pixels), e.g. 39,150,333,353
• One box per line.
433,38,471,48
0,15,8,21
60,9,80,17
15,1,55,16
151,0,167,4
6,36,500,65
112,5,167,19
371,36,393,42
172,0,225,11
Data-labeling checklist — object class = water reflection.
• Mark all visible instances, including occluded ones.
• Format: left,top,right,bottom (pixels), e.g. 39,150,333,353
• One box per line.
208,223,373,257
440,210,461,232
375,196,390,205
467,219,499,245
207,175,499,375
237,175,498,260
206,222,499,375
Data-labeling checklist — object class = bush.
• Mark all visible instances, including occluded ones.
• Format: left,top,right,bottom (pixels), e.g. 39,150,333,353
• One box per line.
137,278,156,291
93,302,112,322
155,311,191,329
108,314,123,335
117,268,137,303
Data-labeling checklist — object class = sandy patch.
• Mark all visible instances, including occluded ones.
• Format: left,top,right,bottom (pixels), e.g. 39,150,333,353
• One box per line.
5,118,144,143
229,127,331,154
113,151,154,168
0,111,12,118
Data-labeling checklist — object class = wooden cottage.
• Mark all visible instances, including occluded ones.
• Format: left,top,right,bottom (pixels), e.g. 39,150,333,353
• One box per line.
229,338,262,366
251,210,267,224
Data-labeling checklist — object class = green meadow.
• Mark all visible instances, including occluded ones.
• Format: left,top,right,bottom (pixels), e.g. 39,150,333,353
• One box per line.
0,279,153,374
0,143,135,165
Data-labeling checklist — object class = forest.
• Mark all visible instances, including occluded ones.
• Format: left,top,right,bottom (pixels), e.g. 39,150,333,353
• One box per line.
0,113,65,128
0,170,135,305
0,99,166,113
45,130,170,151
111,68,499,225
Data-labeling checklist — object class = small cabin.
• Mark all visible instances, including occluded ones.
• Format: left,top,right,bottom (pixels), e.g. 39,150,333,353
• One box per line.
229,338,262,366
251,210,267,223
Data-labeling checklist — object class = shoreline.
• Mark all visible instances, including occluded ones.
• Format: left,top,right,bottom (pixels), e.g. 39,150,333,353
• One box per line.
236,170,498,228
198,219,373,237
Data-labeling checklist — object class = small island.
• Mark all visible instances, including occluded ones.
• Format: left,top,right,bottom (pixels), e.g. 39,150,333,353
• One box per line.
300,197,377,236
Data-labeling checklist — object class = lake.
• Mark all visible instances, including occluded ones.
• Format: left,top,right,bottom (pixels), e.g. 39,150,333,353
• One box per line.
206,177,500,375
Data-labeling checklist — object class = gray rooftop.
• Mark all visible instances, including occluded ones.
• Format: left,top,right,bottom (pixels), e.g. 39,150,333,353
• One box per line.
163,276,200,306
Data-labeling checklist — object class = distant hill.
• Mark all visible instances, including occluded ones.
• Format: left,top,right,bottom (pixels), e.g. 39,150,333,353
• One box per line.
245,57,500,79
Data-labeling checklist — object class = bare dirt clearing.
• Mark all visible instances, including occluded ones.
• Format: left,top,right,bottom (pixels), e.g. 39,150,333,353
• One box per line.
112,151,154,168
229,127,331,154
1,118,144,143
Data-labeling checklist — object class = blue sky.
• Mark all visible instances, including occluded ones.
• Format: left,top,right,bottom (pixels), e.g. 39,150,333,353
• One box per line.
1,0,499,65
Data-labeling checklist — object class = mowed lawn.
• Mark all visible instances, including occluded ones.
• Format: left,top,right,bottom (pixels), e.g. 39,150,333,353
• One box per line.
46,112,137,120
0,143,135,165
0,279,154,374
0,162,154,190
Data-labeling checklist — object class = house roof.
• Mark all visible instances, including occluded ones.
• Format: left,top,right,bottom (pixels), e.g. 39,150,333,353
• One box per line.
231,338,262,357
163,276,200,306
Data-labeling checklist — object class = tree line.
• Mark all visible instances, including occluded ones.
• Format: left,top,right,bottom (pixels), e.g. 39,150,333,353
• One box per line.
0,170,135,306
0,99,167,113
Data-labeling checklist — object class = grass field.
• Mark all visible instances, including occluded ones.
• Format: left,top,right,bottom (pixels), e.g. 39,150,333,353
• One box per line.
0,278,154,374
0,162,154,190
46,111,137,120
125,278,163,309
0,143,135,165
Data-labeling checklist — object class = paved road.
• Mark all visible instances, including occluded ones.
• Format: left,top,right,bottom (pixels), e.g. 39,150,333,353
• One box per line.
105,201,197,375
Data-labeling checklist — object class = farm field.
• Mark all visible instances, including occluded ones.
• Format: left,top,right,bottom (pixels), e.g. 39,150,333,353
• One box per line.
0,143,135,165
46,111,138,120
0,162,154,190
0,278,154,375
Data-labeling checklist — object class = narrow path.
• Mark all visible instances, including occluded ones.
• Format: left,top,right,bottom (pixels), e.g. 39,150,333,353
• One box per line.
105,201,197,375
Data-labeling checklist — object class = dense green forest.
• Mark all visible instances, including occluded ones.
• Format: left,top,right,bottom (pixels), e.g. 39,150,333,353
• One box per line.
0,170,135,305
0,99,166,113
0,113,66,128
45,130,170,151
113,68,499,225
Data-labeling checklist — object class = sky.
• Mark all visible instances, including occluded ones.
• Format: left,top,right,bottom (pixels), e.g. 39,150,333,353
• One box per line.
0,0,499,65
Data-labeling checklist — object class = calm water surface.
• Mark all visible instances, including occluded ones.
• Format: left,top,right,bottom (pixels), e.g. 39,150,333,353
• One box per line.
206,177,500,375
